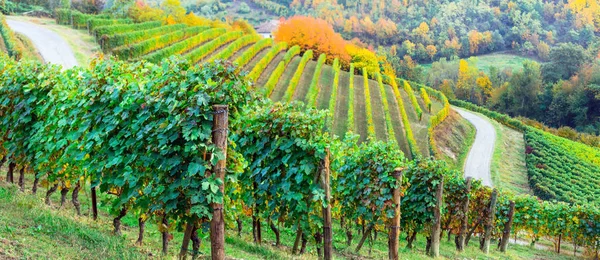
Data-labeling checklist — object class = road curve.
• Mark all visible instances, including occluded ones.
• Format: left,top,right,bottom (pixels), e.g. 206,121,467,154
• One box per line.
453,106,495,187
6,19,78,68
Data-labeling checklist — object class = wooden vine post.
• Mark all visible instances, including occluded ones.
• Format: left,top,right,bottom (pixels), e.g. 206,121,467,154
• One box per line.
320,147,333,260
429,176,444,258
482,189,498,254
456,177,472,251
91,186,98,221
499,200,515,252
209,105,228,260
388,168,404,260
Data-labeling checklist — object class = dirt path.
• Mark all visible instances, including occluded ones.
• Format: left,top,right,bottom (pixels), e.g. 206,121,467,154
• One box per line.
453,106,495,186
6,19,78,68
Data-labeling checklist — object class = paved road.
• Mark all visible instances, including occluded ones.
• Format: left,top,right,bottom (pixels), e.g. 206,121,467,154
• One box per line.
6,19,78,68
454,106,495,186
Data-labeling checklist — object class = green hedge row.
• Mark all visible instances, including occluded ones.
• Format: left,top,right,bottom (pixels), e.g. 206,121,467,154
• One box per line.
0,15,22,60
112,26,206,60
94,21,162,40
142,28,225,63
422,86,450,158
262,45,300,97
282,50,313,102
234,38,273,68
326,58,340,131
420,87,432,113
103,24,187,52
208,34,261,63
401,80,423,121
376,73,397,146
87,18,132,33
305,53,326,107
71,12,92,29
391,78,418,158
363,68,376,139
247,42,288,82
347,64,355,133
186,31,244,65
55,8,71,25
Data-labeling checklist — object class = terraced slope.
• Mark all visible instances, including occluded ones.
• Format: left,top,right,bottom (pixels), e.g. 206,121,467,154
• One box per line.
61,16,444,158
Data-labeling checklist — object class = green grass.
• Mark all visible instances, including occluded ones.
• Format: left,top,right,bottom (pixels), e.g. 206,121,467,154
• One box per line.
487,116,531,195
384,84,411,156
14,32,42,62
0,177,578,260
332,72,350,137
353,75,368,143
270,56,300,101
316,64,335,110
292,60,317,101
368,78,388,141
433,110,476,170
255,51,284,87
422,52,536,74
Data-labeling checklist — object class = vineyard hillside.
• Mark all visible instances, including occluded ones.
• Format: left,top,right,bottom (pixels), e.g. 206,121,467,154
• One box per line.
65,14,447,158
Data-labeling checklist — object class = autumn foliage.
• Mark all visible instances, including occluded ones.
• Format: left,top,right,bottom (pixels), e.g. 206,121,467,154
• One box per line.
274,16,351,66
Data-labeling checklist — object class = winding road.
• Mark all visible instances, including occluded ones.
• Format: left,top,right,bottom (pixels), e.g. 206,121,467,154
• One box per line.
453,107,495,187
6,19,78,68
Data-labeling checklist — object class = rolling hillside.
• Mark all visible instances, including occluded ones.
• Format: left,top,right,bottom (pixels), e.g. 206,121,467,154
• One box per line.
61,14,448,159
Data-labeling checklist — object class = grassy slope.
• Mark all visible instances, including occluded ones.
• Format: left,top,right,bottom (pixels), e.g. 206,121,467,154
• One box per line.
400,89,429,156
292,60,317,101
8,16,99,65
255,51,285,87
242,47,269,72
0,177,576,260
422,52,536,74
353,75,368,143
433,110,476,170
270,56,300,101
230,43,252,61
488,117,531,195
368,78,388,141
385,84,411,157
316,65,334,110
332,72,350,137
15,32,42,62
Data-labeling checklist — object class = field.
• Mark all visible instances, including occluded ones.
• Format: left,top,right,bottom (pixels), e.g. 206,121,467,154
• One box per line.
422,52,536,73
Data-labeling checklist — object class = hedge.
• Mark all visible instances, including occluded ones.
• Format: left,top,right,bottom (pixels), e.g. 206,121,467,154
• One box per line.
94,21,162,40
111,26,206,60
234,38,273,68
185,31,244,65
401,80,423,121
0,15,22,60
208,34,261,63
376,72,397,146
103,24,187,52
87,18,133,33
326,58,340,131
363,68,376,139
391,78,418,158
423,86,450,157
282,50,313,102
55,8,71,25
247,42,287,82
262,45,301,97
142,28,226,63
305,53,326,107
347,64,355,133
420,87,432,113
71,12,92,30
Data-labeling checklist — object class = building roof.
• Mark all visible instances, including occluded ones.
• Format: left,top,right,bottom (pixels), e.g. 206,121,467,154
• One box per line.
255,20,280,34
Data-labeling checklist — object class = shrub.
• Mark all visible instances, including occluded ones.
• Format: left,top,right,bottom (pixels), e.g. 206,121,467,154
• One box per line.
208,34,261,63
401,80,423,121
263,45,301,97
247,42,288,82
420,88,432,113
141,27,225,63
103,24,187,52
234,38,273,68
305,53,326,107
391,77,418,158
185,31,244,65
94,21,161,39
71,11,92,30
55,8,71,25
282,50,313,102
87,18,133,33
111,26,206,60
0,14,22,60
376,72,396,146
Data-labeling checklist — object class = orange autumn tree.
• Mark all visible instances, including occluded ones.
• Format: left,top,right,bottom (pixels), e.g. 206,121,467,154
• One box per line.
274,16,351,66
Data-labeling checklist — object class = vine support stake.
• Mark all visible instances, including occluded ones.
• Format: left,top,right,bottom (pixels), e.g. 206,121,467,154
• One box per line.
499,200,515,252
209,105,228,260
456,177,472,251
91,186,98,221
429,175,444,257
482,189,498,254
321,147,332,260
388,168,404,260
